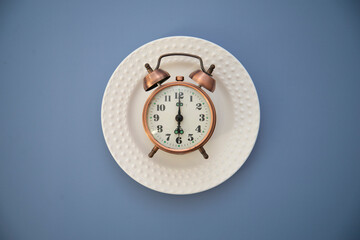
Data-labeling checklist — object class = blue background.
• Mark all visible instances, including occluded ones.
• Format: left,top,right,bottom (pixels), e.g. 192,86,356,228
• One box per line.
1,0,360,239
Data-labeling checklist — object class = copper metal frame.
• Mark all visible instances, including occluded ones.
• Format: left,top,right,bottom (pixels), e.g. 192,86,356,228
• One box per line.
143,81,216,156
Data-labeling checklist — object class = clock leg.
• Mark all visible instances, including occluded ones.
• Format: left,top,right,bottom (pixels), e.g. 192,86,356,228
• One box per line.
148,146,159,158
199,147,209,159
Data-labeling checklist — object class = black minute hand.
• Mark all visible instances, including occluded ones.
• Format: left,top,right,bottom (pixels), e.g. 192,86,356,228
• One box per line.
175,90,183,135
178,90,181,116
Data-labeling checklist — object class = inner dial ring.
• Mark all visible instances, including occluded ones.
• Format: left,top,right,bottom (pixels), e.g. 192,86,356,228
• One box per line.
143,81,216,154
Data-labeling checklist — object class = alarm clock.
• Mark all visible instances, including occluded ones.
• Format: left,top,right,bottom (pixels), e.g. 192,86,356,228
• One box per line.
142,53,217,159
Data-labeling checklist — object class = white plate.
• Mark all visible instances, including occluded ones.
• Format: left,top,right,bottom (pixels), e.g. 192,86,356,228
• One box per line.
101,36,260,195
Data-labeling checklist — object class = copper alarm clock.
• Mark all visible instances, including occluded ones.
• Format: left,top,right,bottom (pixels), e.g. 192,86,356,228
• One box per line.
142,53,217,159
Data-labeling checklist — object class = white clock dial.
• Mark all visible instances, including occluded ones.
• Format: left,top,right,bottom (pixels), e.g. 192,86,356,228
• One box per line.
146,84,212,150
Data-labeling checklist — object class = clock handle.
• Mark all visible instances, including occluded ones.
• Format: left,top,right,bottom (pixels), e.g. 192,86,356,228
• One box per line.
155,53,207,72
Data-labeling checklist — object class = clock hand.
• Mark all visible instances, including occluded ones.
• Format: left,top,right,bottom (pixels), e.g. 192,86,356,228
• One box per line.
175,90,183,135
177,120,181,138
178,90,181,116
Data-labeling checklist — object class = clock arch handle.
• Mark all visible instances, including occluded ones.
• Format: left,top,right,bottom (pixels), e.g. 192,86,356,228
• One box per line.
155,53,207,73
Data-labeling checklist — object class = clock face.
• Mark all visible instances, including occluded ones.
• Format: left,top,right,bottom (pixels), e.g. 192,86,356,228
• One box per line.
144,83,215,151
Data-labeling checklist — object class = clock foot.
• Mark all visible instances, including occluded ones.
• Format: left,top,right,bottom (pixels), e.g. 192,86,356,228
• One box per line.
148,146,159,158
199,147,209,159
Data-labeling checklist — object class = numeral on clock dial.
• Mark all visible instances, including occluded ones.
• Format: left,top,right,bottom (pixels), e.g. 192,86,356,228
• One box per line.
188,134,194,141
199,114,205,121
196,103,202,110
176,137,182,144
195,125,201,133
157,104,165,111
175,92,184,99
165,134,171,141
